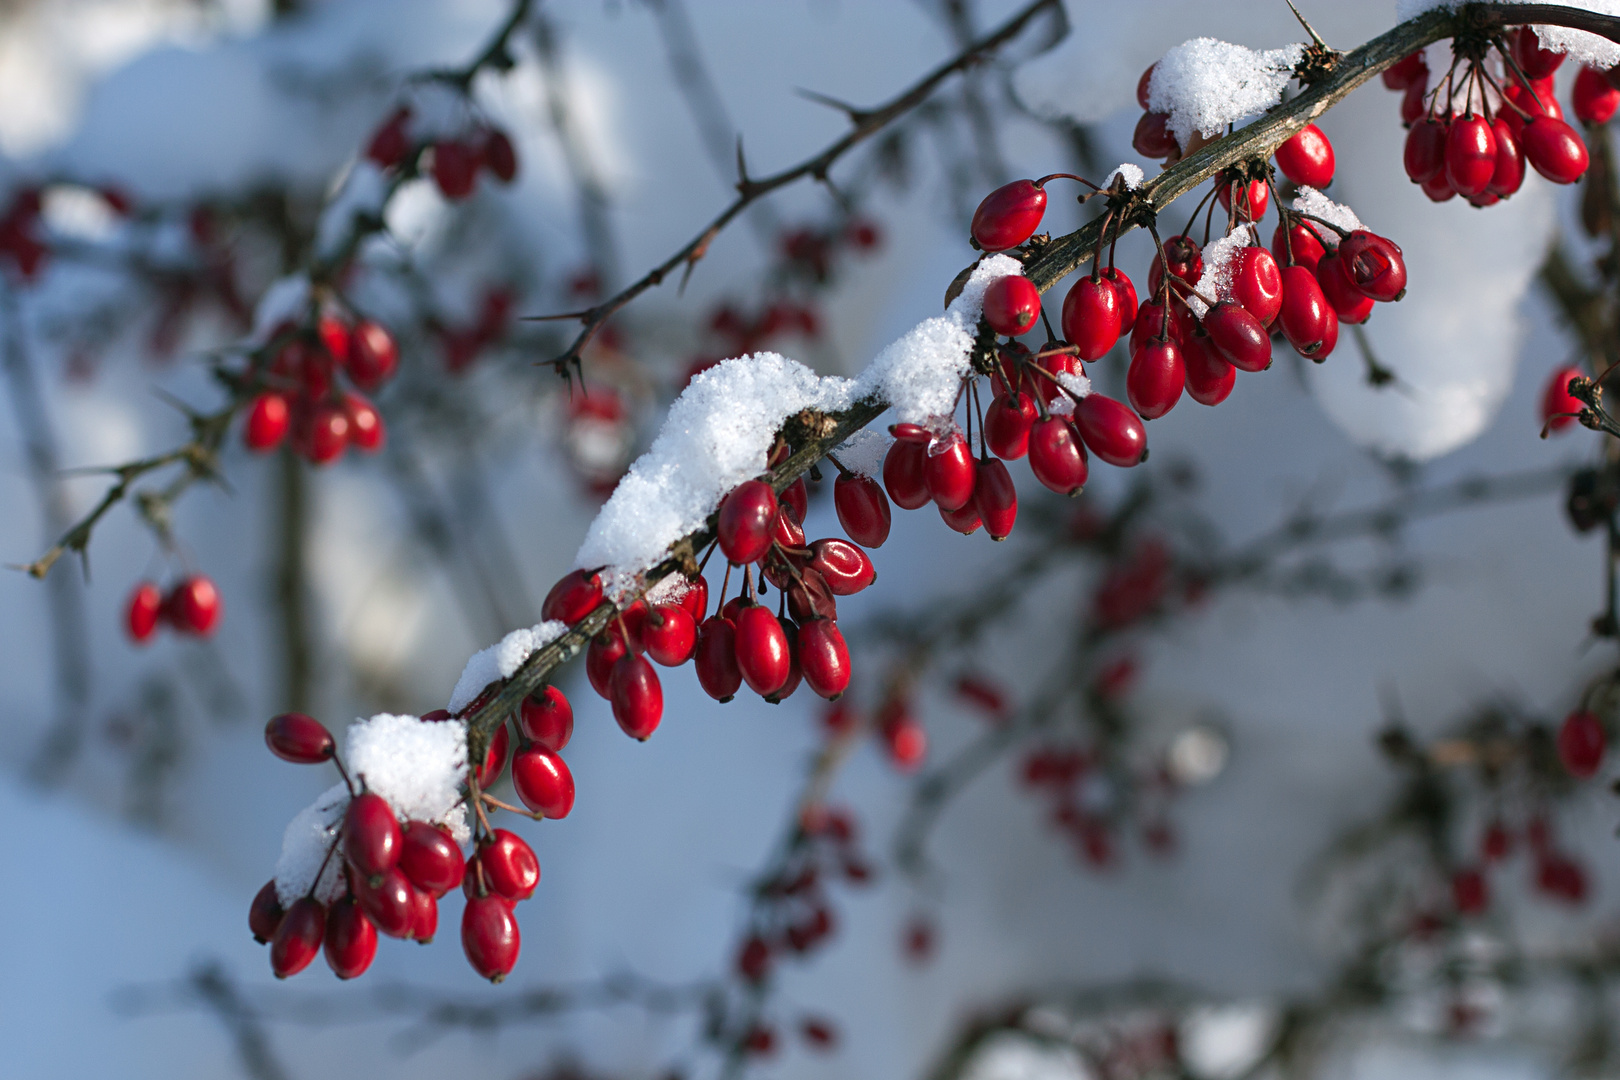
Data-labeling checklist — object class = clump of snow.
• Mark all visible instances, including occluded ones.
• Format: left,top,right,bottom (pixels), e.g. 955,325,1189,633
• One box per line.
251,274,310,341
1055,370,1093,401
1147,38,1305,149
1394,0,1620,69
315,160,389,259
346,713,469,837
273,782,349,907
1104,163,1145,190
449,620,568,713
1187,228,1252,318
644,574,694,607
832,427,893,478
573,255,1020,594
1290,186,1364,248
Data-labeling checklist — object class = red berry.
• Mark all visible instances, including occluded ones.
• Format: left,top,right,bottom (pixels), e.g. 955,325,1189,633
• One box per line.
1201,301,1270,373
512,744,575,818
324,896,378,979
1445,114,1497,197
797,618,851,700
642,604,697,666
973,458,1018,540
610,654,663,739
410,887,438,943
1129,301,1182,353
365,107,412,168
834,472,891,548
1132,111,1178,158
126,581,162,643
1062,274,1123,362
718,480,778,564
1542,366,1585,432
809,538,875,595
1127,337,1185,418
1482,821,1513,862
432,140,479,200
307,404,349,465
1147,235,1203,295
1490,117,1526,197
586,631,628,699
882,704,927,771
482,829,540,900
1452,867,1488,915
780,476,808,525
1383,51,1426,90
1315,252,1375,325
1337,231,1407,303
542,568,603,625
695,616,742,702
340,393,383,453
1232,247,1282,327
985,391,1037,460
344,791,402,880
1271,220,1326,273
734,604,791,697
264,712,334,764
772,505,806,551
462,894,520,983
347,320,397,389
1182,330,1236,406
1104,267,1138,326
1216,176,1269,221
1136,64,1155,109
244,392,290,451
924,433,977,512
939,499,982,535
1522,116,1590,184
970,180,1046,251
399,821,465,897
982,275,1041,336
1403,118,1448,184
166,575,222,636
1027,415,1088,494
1400,76,1428,127
1512,26,1564,80
1279,264,1332,357
477,722,510,788
1421,171,1456,202
882,438,931,510
270,897,325,978
1074,395,1146,468
316,315,349,368
1558,710,1605,778
482,129,518,183
1274,123,1335,187
678,575,709,622
1315,303,1341,361
249,880,284,944
519,685,573,751
1575,65,1620,124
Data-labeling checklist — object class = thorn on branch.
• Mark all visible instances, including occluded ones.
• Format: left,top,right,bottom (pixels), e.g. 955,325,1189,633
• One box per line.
794,86,871,125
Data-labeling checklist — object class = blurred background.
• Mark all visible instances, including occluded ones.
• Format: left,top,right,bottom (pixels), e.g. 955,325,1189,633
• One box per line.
1,1,1617,1078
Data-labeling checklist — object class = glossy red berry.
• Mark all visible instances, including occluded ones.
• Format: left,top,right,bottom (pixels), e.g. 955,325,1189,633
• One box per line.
1181,330,1236,407
307,404,349,465
264,712,334,764
797,618,851,700
1512,26,1564,80
482,129,518,183
270,897,325,978
519,685,573,751
1274,123,1334,187
1104,268,1138,326
1127,337,1185,418
639,604,695,666
482,829,540,900
1061,275,1123,362
1558,710,1606,778
984,391,1037,460
1445,114,1497,197
1201,301,1270,373
1027,415,1088,494
1279,265,1332,357
1216,176,1269,221
1421,171,1456,202
1400,76,1428,127
399,821,464,897
477,722,510,789
1315,252,1375,325
1522,116,1590,184
1490,118,1526,197
410,887,438,943
244,392,290,451
1575,65,1620,124
939,499,982,535
167,575,222,636
512,744,575,818
973,458,1018,539
734,604,791,697
1452,867,1488,916
882,438,930,510
807,538,874,595
1383,51,1426,91
971,180,1046,251
787,568,838,623
610,653,663,739
346,320,397,390
586,631,628,699
1232,247,1282,327
542,569,603,625
764,626,802,704
695,616,741,702
982,275,1041,336
833,472,890,548
1074,394,1146,468
718,480,778,564
433,140,479,200
324,897,378,979
677,575,709,623
1542,366,1585,432
250,880,284,943
343,393,384,453
1148,235,1203,295
1271,220,1326,273
1132,111,1178,158
780,477,808,524
127,581,162,643
924,433,976,512
1403,118,1448,184
462,894,520,983
1136,63,1156,109
344,791,402,880
1337,231,1407,303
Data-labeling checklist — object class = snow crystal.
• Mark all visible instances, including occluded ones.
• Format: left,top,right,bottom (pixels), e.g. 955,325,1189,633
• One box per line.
1104,163,1145,190
572,255,1020,594
251,274,309,341
1394,0,1620,70
315,160,389,259
1290,186,1363,248
448,621,568,713
1187,229,1252,318
1147,38,1305,149
1055,370,1093,401
346,713,469,838
644,574,694,607
832,427,893,478
273,782,349,907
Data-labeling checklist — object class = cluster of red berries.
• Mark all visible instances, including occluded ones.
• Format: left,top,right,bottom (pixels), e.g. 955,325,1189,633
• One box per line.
365,106,519,201
777,216,883,284
1390,28,1600,204
124,575,222,643
820,691,929,771
1447,809,1592,921
439,287,515,374
251,704,574,983
242,313,397,464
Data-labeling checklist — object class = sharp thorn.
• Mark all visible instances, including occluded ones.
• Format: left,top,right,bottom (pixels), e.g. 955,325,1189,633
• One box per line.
1284,0,1327,48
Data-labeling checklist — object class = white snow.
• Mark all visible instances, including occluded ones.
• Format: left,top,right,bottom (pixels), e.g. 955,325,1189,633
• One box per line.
1055,370,1094,401
1290,186,1364,247
833,426,894,478
346,712,469,837
448,620,569,713
1187,228,1252,318
572,255,1021,595
272,781,349,907
1104,162,1146,190
1395,0,1620,69
1146,38,1306,149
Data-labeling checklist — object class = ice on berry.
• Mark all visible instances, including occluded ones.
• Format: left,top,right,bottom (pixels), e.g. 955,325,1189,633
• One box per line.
1396,0,1620,69
449,620,568,713
1187,228,1251,319
1290,186,1363,247
1146,38,1306,149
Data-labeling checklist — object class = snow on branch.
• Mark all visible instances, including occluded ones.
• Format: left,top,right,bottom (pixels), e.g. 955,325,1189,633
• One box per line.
1146,38,1305,150
1397,0,1620,68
